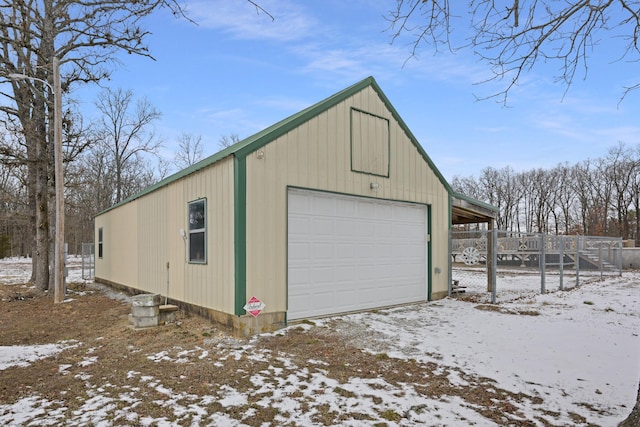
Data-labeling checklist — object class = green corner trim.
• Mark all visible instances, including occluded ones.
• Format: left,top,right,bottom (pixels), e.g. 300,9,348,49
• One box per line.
427,204,433,301
234,155,247,316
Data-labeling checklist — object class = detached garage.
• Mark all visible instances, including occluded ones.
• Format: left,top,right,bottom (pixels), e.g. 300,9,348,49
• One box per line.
94,76,477,335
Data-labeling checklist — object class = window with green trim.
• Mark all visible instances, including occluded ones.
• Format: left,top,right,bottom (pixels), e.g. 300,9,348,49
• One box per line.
188,199,206,263
98,227,103,259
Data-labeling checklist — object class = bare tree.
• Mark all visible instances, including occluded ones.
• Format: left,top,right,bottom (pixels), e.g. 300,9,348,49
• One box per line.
631,145,640,244
219,133,241,150
475,166,522,231
0,154,29,257
550,163,577,235
175,132,204,169
451,175,481,200
455,145,639,244
93,88,162,204
0,0,187,291
591,157,616,235
605,142,640,240
387,1,640,102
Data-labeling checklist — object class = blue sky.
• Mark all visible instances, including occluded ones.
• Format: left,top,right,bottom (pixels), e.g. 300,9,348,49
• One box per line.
73,0,640,181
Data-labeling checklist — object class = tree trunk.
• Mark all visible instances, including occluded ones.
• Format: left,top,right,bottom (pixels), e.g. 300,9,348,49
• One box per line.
34,142,50,292
27,125,37,283
619,381,640,427
23,100,50,292
33,94,50,292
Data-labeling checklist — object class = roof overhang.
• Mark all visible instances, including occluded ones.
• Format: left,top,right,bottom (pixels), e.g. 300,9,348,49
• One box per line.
451,192,498,225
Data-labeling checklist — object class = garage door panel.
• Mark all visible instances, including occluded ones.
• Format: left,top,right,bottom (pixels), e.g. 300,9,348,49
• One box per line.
288,266,309,284
335,243,356,259
310,242,334,260
288,188,427,320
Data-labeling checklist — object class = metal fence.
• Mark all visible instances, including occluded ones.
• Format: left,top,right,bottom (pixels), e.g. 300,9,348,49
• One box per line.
450,230,622,303
81,242,95,280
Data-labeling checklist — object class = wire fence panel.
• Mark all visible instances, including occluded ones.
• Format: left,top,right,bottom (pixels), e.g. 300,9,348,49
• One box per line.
450,231,622,303
450,229,490,295
81,242,94,280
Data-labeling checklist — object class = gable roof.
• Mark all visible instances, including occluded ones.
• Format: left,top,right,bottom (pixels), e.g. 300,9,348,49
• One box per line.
98,76,467,216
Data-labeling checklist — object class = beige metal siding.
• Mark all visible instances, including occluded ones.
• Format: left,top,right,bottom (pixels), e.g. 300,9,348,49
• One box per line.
245,86,450,313
95,156,236,314
95,201,139,287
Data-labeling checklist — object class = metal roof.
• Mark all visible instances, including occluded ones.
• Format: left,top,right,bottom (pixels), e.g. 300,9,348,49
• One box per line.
451,192,498,224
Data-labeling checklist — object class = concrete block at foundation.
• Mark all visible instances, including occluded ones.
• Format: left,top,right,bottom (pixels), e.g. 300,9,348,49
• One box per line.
132,294,162,307
132,305,160,318
159,304,178,324
128,314,159,328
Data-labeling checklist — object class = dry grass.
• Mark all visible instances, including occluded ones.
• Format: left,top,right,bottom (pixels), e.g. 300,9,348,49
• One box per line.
0,282,588,425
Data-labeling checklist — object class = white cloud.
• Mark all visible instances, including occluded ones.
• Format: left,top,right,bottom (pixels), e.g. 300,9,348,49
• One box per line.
185,0,316,42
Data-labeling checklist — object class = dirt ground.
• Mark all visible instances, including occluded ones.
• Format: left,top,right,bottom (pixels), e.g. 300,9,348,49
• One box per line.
0,282,612,426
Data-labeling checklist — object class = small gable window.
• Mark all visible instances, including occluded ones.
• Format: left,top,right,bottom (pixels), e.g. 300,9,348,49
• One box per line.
351,107,390,177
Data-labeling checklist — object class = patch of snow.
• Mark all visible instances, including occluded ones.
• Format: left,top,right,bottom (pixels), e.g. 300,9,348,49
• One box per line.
78,356,98,367
58,364,72,375
218,385,248,407
147,350,171,363
0,396,66,426
0,341,79,370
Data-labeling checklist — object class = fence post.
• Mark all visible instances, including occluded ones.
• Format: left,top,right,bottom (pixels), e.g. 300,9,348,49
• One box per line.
491,228,497,304
559,236,564,291
64,243,68,296
599,245,603,280
81,243,86,280
448,228,452,297
540,233,546,294
490,224,495,292
617,238,623,275
575,235,580,287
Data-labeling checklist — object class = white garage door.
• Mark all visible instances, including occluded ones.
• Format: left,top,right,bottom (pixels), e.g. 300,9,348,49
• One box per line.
287,188,428,320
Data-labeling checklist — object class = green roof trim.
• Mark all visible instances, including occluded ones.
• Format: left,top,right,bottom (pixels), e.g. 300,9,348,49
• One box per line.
97,76,460,216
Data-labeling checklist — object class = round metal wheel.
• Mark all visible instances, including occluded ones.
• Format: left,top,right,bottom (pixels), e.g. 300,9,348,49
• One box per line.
461,246,481,265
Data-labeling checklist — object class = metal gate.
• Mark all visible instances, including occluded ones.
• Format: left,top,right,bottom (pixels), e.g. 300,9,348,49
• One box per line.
81,242,94,280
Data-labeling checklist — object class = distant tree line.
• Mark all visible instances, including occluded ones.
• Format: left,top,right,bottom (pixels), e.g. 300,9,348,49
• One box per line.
451,142,640,244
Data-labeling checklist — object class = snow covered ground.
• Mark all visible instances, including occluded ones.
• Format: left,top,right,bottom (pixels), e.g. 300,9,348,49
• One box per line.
0,257,638,426
322,273,640,425
0,255,91,285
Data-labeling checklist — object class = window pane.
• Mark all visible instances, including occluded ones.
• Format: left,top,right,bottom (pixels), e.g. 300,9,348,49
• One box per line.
189,201,205,230
189,232,205,262
98,227,103,258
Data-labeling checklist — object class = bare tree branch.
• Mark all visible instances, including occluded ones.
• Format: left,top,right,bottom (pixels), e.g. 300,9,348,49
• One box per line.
93,87,162,204
387,0,640,103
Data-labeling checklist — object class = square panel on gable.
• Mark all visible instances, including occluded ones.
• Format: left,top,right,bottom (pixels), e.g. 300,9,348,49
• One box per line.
350,107,390,177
